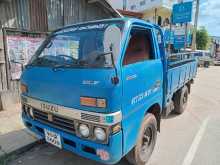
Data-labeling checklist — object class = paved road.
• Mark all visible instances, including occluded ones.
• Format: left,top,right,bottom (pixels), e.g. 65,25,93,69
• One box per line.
8,66,220,165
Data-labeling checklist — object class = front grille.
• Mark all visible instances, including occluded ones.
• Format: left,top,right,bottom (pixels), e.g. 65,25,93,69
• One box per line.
22,103,111,144
33,109,75,134
81,113,100,123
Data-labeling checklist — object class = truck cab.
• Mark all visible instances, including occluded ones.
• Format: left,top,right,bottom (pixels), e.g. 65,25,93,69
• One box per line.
20,18,197,165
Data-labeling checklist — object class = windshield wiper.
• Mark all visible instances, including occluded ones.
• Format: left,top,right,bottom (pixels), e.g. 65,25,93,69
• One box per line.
95,51,116,68
25,57,45,68
95,45,119,84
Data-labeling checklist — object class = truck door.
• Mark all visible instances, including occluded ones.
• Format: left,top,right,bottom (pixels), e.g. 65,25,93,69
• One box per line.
121,25,163,153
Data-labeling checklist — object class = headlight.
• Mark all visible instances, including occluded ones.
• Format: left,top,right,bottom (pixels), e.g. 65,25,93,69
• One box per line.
29,107,34,117
94,127,106,141
79,124,90,137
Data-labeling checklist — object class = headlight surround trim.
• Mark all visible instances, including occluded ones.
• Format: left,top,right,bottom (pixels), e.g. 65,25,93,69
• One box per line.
75,120,111,144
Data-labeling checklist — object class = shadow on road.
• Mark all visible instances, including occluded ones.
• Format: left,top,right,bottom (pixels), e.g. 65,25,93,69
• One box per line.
7,142,130,165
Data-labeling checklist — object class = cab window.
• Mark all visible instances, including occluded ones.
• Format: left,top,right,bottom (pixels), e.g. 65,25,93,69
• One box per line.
123,28,155,66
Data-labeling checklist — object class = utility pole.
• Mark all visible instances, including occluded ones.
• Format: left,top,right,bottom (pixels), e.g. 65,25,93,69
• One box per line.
154,8,157,24
192,0,200,50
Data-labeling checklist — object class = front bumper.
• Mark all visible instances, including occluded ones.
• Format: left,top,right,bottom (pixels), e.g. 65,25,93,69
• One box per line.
22,113,123,164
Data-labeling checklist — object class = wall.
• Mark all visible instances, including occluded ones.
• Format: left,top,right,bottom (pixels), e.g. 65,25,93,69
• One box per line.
0,0,30,29
128,0,162,12
109,0,176,12
47,0,116,31
0,28,7,91
0,0,117,31
108,0,124,10
143,7,171,25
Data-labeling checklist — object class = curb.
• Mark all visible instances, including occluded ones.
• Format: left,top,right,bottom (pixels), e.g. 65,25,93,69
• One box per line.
0,140,44,165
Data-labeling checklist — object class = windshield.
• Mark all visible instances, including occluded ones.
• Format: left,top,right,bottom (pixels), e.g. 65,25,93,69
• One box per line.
29,22,124,68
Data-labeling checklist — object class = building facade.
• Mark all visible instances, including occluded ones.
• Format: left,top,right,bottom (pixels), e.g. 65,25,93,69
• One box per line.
109,0,176,26
0,0,120,32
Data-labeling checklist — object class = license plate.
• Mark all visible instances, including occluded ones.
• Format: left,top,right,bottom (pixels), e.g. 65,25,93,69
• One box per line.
44,129,62,149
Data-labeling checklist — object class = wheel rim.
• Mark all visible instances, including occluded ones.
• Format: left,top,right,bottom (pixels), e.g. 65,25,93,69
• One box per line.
139,126,153,161
183,92,187,103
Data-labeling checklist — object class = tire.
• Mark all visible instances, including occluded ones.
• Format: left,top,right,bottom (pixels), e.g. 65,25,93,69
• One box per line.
173,86,188,114
126,114,157,165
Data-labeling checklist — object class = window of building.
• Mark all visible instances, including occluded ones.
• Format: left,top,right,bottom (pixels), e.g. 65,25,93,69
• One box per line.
140,0,146,6
130,5,136,10
123,28,155,66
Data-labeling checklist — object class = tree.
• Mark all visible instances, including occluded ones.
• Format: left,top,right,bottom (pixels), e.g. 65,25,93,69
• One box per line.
196,27,210,50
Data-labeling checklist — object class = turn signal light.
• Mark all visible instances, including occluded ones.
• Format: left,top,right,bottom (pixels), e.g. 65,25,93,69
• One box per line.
80,97,97,107
80,97,106,108
20,84,28,93
111,123,121,134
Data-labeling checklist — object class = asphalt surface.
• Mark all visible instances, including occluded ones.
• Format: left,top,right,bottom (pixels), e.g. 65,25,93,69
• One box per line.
8,66,220,165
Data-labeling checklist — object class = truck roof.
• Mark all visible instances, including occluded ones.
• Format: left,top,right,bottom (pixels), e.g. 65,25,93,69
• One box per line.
53,18,158,34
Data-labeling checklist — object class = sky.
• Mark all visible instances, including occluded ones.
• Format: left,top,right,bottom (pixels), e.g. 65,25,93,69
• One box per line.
198,0,220,36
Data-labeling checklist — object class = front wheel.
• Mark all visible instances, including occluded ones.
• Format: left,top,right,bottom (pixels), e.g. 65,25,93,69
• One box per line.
126,114,157,165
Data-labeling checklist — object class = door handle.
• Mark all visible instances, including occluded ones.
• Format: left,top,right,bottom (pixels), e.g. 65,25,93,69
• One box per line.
126,74,137,81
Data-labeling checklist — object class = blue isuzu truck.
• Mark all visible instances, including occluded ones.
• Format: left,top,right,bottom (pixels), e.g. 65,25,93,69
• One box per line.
20,18,197,165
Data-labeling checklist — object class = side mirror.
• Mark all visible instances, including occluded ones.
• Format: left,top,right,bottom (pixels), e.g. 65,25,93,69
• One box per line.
103,25,122,65
103,25,122,85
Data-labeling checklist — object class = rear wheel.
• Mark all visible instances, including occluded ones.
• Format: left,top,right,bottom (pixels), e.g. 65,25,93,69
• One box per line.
173,86,188,114
126,114,157,165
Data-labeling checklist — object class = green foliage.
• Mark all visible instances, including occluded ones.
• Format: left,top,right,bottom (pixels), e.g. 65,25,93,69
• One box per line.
196,27,210,50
